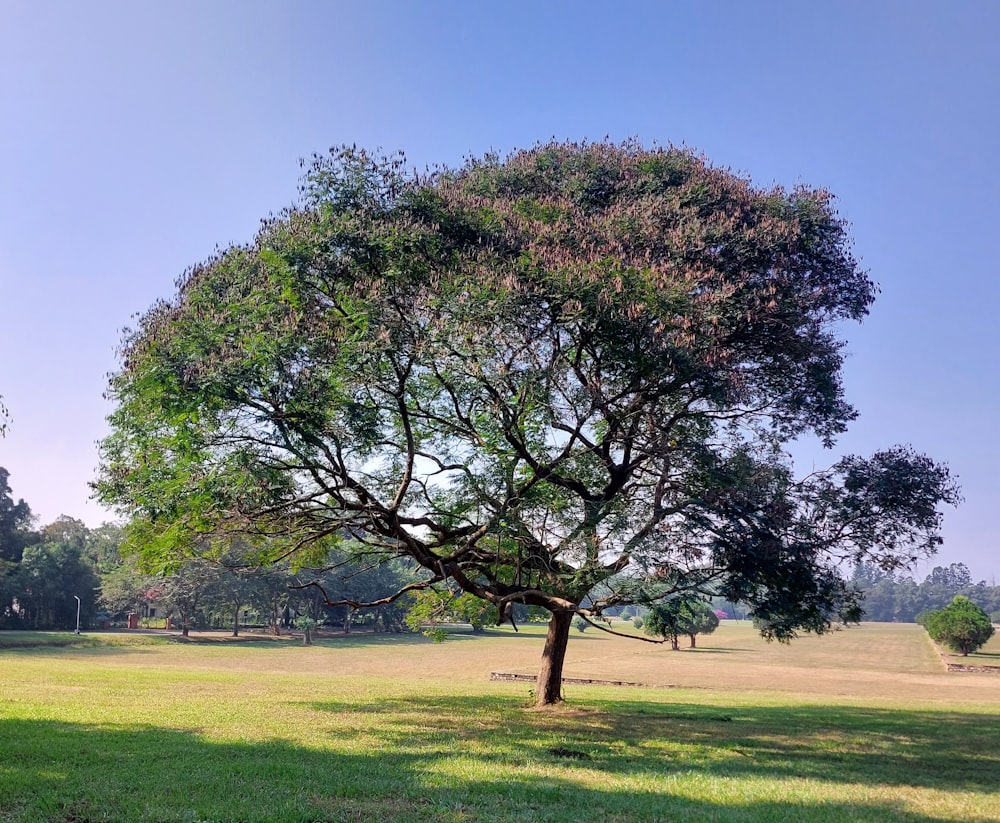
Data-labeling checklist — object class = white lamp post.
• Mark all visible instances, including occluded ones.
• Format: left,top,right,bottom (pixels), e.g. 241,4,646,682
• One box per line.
73,595,81,635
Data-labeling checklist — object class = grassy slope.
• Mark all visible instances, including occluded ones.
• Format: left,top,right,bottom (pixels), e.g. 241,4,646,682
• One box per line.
1,622,998,823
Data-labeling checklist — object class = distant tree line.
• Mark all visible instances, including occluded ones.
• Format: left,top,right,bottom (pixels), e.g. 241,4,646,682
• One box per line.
3,464,995,633
0,466,412,633
852,562,1000,624
1,468,105,630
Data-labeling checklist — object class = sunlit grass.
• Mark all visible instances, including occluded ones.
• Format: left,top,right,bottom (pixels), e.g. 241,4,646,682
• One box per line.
1,623,998,821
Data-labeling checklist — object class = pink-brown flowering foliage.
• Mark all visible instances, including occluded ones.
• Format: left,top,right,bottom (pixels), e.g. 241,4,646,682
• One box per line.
98,142,958,704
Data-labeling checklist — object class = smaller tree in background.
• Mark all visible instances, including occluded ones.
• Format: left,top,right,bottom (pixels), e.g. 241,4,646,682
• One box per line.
159,559,223,637
644,598,718,650
98,554,153,624
924,596,995,656
294,615,318,646
406,589,497,639
681,601,720,648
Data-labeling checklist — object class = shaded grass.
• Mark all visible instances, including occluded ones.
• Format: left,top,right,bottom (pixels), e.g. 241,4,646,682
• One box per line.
2,701,998,822
1,623,998,822
0,631,174,651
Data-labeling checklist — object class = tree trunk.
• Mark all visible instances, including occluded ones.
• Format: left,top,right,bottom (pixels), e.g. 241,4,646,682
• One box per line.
688,634,697,648
270,600,281,636
535,610,573,706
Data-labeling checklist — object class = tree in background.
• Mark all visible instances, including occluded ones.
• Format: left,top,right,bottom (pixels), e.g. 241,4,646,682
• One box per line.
406,588,497,638
851,562,999,623
158,558,223,636
14,519,100,630
0,495,126,630
294,614,318,645
293,552,413,633
208,565,258,638
681,600,720,648
644,597,719,650
923,596,995,656
97,551,151,623
97,141,959,706
0,467,37,564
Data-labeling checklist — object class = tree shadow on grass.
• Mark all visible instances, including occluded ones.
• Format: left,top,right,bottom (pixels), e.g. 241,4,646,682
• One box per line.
595,699,1000,794
307,693,1000,797
0,715,994,823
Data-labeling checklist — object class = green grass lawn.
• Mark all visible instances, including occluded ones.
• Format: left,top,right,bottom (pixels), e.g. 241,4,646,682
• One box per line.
1,622,998,822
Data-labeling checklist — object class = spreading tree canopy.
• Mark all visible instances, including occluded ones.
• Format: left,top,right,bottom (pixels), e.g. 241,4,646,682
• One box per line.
97,141,959,705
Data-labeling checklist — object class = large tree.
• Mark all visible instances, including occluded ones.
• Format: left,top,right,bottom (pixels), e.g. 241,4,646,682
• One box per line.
97,141,959,706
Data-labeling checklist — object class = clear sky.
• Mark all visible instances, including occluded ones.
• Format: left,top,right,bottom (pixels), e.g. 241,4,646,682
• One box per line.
1,1,997,581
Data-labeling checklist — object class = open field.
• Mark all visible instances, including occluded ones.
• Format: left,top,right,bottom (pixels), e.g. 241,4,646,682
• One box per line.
1,622,998,822
936,629,1000,668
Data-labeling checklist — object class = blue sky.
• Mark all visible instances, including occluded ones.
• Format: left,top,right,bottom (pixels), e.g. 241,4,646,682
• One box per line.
1,1,997,581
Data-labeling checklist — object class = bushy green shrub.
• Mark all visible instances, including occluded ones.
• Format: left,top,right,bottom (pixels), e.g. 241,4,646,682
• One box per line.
924,596,994,656
644,598,719,650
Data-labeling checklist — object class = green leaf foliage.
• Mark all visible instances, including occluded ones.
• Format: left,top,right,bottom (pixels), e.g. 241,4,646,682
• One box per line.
96,142,960,700
924,595,995,656
644,598,719,649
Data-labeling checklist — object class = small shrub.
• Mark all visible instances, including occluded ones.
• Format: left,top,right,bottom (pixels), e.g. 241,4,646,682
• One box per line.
573,616,588,632
632,617,643,630
294,616,317,646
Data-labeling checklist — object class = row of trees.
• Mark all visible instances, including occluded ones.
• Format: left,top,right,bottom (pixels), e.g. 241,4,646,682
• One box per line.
852,562,1000,623
1,468,107,630
3,463,990,644
0,466,414,633
102,549,414,637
